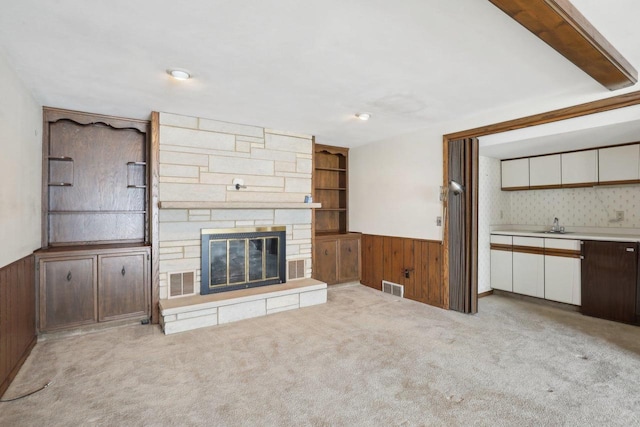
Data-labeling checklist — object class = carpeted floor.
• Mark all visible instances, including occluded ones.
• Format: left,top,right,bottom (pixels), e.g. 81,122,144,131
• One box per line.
2,283,639,426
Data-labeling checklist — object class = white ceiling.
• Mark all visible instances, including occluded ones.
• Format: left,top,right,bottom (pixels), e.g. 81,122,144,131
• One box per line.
0,0,638,148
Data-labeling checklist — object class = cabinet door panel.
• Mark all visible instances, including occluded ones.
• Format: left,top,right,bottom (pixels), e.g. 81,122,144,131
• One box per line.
501,158,529,189
99,253,148,321
530,154,561,187
490,250,513,292
314,240,337,284
545,256,581,305
561,150,598,185
582,241,637,323
512,252,544,298
41,257,96,330
598,144,640,183
338,238,360,282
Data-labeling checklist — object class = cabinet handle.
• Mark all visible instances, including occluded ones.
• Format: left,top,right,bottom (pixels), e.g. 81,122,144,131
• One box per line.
67,271,72,281
325,250,328,256
348,247,352,253
121,266,126,276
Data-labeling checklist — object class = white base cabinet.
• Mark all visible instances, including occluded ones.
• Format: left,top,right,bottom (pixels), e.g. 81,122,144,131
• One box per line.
490,234,581,306
490,235,512,292
544,239,581,305
512,237,545,298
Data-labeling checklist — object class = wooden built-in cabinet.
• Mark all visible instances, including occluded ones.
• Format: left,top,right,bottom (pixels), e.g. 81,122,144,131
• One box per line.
360,234,443,308
313,143,360,284
314,234,360,285
36,246,150,331
39,108,152,332
314,144,349,235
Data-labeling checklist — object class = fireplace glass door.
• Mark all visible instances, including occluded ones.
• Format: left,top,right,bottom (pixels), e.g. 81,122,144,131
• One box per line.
201,227,286,294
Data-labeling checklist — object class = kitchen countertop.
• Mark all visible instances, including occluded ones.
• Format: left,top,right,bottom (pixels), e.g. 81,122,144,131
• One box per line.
491,228,640,243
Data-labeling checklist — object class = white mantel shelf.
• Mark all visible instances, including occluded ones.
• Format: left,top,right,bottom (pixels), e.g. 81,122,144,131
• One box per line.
158,201,322,209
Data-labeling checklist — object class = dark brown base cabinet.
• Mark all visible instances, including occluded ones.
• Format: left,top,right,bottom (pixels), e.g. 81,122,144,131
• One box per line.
581,241,639,324
314,234,360,285
36,246,150,332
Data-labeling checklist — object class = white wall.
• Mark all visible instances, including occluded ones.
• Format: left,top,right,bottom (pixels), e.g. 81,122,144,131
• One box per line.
0,51,41,268
349,128,444,240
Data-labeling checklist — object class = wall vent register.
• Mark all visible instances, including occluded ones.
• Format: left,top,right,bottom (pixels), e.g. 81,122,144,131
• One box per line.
382,280,404,298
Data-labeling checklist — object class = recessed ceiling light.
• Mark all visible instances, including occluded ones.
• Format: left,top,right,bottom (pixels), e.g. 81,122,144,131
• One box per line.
168,69,191,80
356,112,371,121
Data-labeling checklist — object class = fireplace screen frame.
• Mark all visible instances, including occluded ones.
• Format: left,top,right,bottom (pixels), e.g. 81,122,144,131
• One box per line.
201,226,286,294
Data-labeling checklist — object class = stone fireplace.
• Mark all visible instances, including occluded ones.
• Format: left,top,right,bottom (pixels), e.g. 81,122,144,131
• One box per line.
156,112,327,334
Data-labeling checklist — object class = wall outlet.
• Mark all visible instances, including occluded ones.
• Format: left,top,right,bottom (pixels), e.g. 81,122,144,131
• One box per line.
615,211,624,221
436,216,442,226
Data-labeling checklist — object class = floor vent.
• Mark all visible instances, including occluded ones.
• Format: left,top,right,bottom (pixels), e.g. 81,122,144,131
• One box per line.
169,271,196,298
382,280,404,298
288,259,306,280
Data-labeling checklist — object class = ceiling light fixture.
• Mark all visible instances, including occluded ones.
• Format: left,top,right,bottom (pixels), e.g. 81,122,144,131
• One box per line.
168,69,191,80
355,112,371,121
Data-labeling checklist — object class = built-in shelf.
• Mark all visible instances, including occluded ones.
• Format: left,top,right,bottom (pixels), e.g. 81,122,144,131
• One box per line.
48,182,73,187
49,210,147,214
127,162,147,166
317,208,346,212
158,201,322,209
316,187,347,191
48,156,74,161
315,167,346,172
127,185,147,189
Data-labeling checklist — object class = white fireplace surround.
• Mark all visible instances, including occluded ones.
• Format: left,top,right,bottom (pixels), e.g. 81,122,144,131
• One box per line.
156,112,327,333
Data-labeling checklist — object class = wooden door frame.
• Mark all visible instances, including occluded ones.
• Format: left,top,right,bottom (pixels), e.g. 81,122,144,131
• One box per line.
441,90,640,310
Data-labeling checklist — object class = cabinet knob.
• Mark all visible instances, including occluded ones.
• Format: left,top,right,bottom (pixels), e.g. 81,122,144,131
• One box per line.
121,266,126,276
348,247,352,253
325,250,328,256
67,271,72,281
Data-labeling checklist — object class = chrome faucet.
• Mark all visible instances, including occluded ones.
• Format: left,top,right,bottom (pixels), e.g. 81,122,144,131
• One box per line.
552,217,559,232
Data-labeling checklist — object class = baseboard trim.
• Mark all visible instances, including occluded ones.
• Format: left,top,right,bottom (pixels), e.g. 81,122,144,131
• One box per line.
0,335,37,398
478,290,494,298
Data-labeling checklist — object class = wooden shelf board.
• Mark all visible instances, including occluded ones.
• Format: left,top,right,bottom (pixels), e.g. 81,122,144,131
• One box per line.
316,208,346,212
159,201,322,209
316,187,347,191
314,167,346,172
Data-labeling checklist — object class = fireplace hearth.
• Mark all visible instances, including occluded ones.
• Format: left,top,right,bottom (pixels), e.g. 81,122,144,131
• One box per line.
201,227,286,294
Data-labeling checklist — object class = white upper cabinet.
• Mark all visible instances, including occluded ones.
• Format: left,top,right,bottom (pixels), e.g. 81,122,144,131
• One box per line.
501,158,529,189
561,150,598,185
529,154,561,187
598,144,640,183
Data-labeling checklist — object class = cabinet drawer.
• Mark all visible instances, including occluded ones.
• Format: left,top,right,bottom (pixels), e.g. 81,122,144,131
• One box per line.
490,235,512,245
513,236,544,248
544,238,580,251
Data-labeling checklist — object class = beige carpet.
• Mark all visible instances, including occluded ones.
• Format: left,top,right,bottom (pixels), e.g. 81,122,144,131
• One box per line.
2,283,639,426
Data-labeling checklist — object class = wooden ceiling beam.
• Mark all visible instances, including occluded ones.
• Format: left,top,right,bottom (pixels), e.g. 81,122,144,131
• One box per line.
488,0,638,90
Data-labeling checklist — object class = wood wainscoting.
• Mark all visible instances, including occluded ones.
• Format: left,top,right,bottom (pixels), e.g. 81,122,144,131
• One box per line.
360,234,443,308
0,254,37,398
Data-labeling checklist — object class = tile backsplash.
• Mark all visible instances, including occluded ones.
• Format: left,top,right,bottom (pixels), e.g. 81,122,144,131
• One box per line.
510,186,640,228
